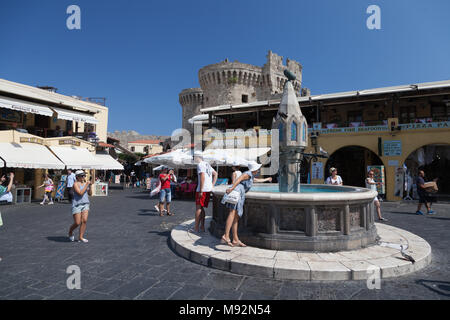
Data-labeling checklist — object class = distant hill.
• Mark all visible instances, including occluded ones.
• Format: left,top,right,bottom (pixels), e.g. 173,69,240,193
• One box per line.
108,130,170,149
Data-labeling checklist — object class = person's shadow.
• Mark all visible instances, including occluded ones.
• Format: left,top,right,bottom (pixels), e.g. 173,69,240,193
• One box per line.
46,236,71,242
416,279,450,297
138,209,159,216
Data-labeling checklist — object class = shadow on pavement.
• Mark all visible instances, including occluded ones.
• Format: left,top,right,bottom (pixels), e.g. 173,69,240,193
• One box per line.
428,217,450,221
389,211,424,216
138,209,159,216
416,279,450,297
46,236,71,243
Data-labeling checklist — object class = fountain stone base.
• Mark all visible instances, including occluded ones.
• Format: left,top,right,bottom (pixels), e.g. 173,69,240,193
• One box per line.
210,184,379,252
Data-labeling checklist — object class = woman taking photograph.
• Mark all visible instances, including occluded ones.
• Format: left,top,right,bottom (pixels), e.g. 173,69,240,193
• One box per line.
38,173,54,205
68,170,93,243
221,161,272,247
325,167,343,186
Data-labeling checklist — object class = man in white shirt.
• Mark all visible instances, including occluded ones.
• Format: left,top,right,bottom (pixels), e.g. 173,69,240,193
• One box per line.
193,152,217,233
66,169,76,203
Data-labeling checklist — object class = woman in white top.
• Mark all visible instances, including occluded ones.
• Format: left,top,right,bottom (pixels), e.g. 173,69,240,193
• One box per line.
231,166,242,184
365,170,387,221
325,167,343,186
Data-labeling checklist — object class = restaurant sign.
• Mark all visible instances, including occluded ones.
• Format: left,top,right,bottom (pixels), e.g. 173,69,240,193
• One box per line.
308,125,388,135
59,139,81,146
20,137,44,144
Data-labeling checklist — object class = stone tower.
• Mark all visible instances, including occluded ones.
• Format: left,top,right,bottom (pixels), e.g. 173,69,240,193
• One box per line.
272,71,308,193
179,51,303,133
179,88,204,134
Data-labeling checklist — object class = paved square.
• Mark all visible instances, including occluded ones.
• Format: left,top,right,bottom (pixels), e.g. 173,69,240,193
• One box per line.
0,189,449,300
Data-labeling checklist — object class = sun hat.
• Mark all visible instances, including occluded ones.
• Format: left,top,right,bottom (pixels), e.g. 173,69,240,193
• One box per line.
247,161,262,172
75,170,86,176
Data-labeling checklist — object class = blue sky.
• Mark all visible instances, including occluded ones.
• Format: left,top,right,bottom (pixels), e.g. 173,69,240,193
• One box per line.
1,0,449,136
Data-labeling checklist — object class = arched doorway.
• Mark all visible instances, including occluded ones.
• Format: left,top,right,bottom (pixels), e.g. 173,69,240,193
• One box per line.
326,146,384,189
404,144,450,199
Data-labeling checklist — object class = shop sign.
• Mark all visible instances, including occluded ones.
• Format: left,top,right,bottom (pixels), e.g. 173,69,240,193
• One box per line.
59,139,81,146
0,109,22,122
309,125,388,135
399,121,450,130
311,162,323,180
20,137,43,144
388,160,399,166
383,140,402,156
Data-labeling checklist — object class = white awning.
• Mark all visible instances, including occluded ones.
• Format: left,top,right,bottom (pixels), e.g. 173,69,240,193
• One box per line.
51,106,99,124
49,146,103,169
0,142,65,169
94,153,124,170
0,95,53,117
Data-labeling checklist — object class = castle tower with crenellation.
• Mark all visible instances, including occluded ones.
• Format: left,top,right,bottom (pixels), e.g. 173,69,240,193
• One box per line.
179,50,303,133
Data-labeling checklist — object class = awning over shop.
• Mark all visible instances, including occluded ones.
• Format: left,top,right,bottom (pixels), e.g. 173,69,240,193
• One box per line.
49,146,103,169
0,142,65,169
0,95,53,117
51,106,99,124
94,153,124,170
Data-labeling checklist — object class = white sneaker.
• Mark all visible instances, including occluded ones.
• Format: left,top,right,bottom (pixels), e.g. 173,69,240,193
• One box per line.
49,202,54,205
154,205,159,212
69,235,75,242
79,238,89,243
40,202,45,205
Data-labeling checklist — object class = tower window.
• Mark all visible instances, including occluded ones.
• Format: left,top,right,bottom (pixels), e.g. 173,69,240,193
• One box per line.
242,94,248,103
291,122,298,141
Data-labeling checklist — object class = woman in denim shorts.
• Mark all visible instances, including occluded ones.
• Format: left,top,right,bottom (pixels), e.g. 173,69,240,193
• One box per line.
68,170,92,243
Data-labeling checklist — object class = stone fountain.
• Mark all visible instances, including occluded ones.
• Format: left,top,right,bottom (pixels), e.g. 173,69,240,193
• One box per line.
209,70,379,252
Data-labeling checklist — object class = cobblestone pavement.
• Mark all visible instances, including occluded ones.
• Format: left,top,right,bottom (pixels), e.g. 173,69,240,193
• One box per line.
0,188,449,300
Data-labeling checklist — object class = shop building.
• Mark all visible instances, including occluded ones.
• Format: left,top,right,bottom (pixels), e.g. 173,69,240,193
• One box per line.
196,79,450,201
127,140,163,155
0,78,122,201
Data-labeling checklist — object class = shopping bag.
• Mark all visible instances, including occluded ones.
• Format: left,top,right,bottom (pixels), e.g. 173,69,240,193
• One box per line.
150,180,161,197
221,190,240,205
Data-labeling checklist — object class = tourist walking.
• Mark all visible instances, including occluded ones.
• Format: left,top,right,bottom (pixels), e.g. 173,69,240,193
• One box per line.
0,172,14,261
326,167,343,186
365,170,387,221
66,169,76,204
231,166,242,184
130,170,137,188
221,161,272,247
415,170,436,215
68,170,93,243
158,167,176,216
193,152,217,232
38,174,54,205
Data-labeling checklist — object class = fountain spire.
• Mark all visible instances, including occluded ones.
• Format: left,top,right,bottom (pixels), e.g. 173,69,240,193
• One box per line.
272,70,308,192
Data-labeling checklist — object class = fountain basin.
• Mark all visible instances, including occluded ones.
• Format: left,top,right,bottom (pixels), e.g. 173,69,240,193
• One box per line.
210,184,379,252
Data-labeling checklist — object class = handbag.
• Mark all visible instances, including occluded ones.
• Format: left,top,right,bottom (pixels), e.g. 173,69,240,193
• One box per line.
221,190,240,205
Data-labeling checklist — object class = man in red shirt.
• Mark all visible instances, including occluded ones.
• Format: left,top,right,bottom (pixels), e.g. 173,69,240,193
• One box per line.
158,167,176,216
